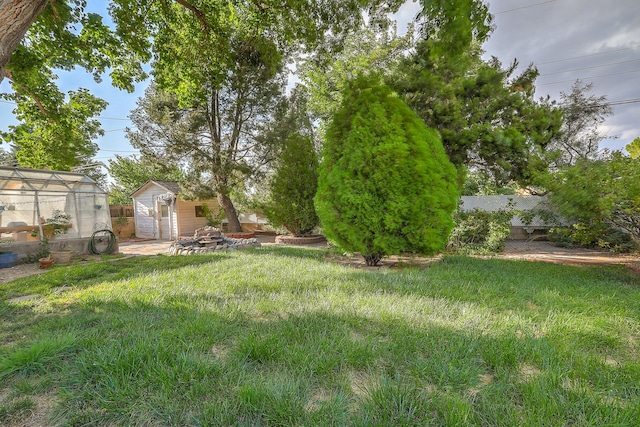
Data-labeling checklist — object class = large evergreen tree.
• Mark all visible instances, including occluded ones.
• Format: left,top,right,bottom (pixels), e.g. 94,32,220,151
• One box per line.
315,77,458,265
395,41,562,186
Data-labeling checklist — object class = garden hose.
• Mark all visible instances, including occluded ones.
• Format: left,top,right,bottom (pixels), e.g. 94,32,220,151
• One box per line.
89,229,117,254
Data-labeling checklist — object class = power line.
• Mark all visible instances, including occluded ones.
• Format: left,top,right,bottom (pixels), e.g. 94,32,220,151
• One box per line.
538,68,640,86
607,98,640,106
540,58,640,77
538,45,640,65
494,0,557,15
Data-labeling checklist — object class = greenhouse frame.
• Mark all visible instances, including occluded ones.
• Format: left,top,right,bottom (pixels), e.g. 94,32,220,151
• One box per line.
0,166,114,260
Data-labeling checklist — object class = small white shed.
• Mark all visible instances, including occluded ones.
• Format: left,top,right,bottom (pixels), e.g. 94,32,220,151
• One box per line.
131,180,221,240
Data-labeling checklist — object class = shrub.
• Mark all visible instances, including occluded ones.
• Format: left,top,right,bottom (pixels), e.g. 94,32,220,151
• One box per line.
545,152,640,252
547,225,638,253
315,77,459,265
448,203,516,255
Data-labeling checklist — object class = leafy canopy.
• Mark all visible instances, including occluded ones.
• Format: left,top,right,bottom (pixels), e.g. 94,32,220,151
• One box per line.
1,0,149,170
547,152,640,246
625,137,640,159
2,0,404,170
315,76,459,265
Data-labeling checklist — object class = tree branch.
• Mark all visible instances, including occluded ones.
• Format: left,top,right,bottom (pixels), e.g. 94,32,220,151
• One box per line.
174,0,213,32
4,70,49,116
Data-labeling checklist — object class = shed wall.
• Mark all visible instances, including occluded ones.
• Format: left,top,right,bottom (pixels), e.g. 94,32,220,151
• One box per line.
176,199,220,237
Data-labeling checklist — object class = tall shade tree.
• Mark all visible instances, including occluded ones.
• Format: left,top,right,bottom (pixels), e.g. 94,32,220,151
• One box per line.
315,77,459,266
1,0,403,171
299,20,414,127
1,0,149,169
128,59,284,232
547,80,614,168
3,88,106,170
120,0,404,232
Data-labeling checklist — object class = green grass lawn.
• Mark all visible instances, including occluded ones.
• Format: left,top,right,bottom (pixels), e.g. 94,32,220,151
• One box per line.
1,247,639,426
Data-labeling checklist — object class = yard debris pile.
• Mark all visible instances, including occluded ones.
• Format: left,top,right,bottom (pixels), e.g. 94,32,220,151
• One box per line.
167,226,260,255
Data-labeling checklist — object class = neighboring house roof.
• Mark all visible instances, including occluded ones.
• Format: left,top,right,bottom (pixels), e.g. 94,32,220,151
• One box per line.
130,180,182,198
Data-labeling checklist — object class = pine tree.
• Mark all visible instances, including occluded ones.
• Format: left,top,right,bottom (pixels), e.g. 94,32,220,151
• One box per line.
264,132,319,236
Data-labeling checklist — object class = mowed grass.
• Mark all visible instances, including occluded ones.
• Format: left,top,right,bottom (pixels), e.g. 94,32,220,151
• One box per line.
1,247,639,426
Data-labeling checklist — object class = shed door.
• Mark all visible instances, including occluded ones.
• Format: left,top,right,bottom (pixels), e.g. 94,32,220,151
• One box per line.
158,202,171,240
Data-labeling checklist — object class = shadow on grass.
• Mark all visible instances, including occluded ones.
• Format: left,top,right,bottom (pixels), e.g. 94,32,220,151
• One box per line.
2,293,638,426
0,253,233,300
249,245,329,261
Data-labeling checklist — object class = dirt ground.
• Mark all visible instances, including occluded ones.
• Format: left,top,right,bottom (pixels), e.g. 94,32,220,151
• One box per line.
1,237,638,284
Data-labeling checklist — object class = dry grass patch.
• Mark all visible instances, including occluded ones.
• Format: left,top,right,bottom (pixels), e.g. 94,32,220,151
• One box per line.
0,392,57,427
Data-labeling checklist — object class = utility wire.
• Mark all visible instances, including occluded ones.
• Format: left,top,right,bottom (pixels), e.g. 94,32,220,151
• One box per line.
607,98,640,106
538,68,640,85
538,45,640,65
540,58,640,77
494,0,557,15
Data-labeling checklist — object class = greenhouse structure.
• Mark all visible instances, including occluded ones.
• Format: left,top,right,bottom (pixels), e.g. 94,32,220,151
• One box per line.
0,166,115,262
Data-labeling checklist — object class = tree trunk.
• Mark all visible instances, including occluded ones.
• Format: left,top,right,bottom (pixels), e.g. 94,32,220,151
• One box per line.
364,254,381,266
0,0,48,83
217,192,242,232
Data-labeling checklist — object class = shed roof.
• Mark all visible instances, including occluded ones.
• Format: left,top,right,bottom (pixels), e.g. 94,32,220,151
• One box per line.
130,180,182,198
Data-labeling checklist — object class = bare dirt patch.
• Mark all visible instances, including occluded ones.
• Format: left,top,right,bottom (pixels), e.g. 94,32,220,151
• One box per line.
520,364,542,381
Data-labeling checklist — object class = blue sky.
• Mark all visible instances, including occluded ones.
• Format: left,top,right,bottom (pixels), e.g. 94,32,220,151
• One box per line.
1,0,639,174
